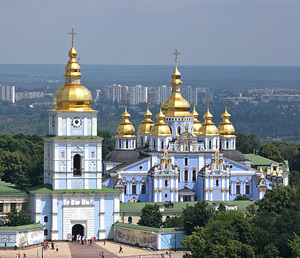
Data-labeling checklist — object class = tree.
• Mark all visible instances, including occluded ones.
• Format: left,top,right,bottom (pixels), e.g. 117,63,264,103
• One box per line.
138,204,162,228
236,133,260,154
181,201,215,235
3,209,33,226
288,233,300,258
98,130,115,159
163,216,183,228
258,143,284,162
233,194,250,201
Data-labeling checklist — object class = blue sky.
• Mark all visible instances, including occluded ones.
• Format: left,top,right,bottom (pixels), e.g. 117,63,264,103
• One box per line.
1,0,300,65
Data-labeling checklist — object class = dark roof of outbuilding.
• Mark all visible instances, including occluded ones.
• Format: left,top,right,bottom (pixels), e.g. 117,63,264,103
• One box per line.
222,150,248,162
104,149,141,163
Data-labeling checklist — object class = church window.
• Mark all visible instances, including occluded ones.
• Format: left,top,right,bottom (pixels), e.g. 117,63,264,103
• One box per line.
177,126,181,136
216,140,218,149
209,140,212,149
138,165,143,170
141,184,146,194
44,229,48,236
229,185,231,194
119,139,122,149
245,184,250,194
184,157,188,166
184,169,188,182
183,196,188,202
236,184,240,195
11,203,16,212
220,140,222,149
153,140,156,150
128,217,132,224
192,169,197,182
216,178,219,187
91,150,95,159
132,185,136,195
140,137,144,146
165,194,168,198
61,150,65,159
161,140,164,150
226,140,229,149
165,179,168,187
169,127,173,135
44,216,48,223
21,203,28,212
0,203,3,213
124,185,127,194
73,154,82,176
126,139,129,149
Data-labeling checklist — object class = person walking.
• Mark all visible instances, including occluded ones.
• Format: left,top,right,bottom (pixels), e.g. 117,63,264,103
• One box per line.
119,245,123,253
56,245,59,252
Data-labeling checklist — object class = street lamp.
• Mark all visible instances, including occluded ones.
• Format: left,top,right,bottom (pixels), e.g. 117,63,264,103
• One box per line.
174,234,177,252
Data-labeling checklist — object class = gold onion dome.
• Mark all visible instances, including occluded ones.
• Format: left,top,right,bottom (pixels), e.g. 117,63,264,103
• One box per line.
117,103,136,138
162,50,191,117
53,40,93,111
138,101,154,134
150,106,172,136
218,103,235,138
198,101,219,136
191,100,202,135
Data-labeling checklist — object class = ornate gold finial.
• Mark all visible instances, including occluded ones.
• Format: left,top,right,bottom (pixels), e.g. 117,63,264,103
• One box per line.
172,49,181,64
118,173,122,179
68,28,77,43
207,100,210,110
124,101,128,112
184,123,189,132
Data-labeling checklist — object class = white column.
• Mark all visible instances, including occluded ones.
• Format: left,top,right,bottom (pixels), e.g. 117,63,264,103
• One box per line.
92,117,97,136
99,196,105,239
96,142,102,189
83,117,88,136
221,190,224,201
159,190,162,202
34,196,41,223
58,117,62,136
66,117,70,136
84,144,89,189
180,195,183,202
51,196,58,240
114,195,120,223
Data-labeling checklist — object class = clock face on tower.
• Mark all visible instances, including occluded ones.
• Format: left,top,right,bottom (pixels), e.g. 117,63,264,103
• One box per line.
72,117,83,128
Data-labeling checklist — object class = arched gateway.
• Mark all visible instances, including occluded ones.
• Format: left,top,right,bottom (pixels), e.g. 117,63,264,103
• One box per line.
72,224,84,241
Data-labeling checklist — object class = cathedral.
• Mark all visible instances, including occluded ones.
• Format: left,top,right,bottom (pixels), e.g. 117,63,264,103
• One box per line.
102,51,289,203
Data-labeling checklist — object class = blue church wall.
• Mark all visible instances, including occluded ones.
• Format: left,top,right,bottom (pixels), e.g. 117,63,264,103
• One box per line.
93,197,100,238
89,179,96,189
71,179,84,189
104,196,114,239
251,179,259,200
41,197,52,235
57,198,63,240
124,159,148,172
70,126,84,136
59,180,67,189
159,232,185,250
161,189,171,202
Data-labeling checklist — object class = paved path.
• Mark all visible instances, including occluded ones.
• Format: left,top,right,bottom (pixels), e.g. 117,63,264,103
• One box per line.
69,241,116,258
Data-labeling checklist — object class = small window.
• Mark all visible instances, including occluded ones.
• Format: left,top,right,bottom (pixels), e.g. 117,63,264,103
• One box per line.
44,216,48,223
44,229,48,236
216,179,219,187
192,170,197,182
119,139,122,149
128,217,132,224
141,184,146,194
73,154,82,176
236,184,240,195
183,196,188,202
220,140,222,149
184,157,188,166
124,185,127,194
245,184,250,194
169,127,173,135
91,150,95,159
165,194,168,198
11,203,16,212
140,137,144,146
161,140,164,150
0,203,3,213
177,126,181,136
153,140,156,150
165,179,168,187
126,139,129,149
226,140,229,149
138,165,143,170
229,185,231,194
132,185,136,195
22,203,28,212
184,169,188,182
209,140,212,149
61,150,65,159
216,139,218,149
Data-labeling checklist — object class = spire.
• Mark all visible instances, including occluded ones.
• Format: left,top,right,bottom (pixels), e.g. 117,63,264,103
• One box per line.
53,29,93,111
162,50,191,117
116,102,136,137
198,101,219,136
138,100,154,134
218,102,235,138
191,99,202,135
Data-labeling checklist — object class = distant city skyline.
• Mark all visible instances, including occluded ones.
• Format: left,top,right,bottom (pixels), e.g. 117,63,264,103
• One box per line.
1,0,300,66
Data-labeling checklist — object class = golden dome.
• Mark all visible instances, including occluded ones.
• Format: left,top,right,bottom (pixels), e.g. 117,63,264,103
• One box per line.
117,104,136,138
53,41,93,112
150,107,172,136
162,51,192,117
137,101,154,134
198,101,219,136
218,103,235,138
191,100,202,135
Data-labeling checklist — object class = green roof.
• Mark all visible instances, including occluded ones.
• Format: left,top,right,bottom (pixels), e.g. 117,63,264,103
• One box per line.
28,184,119,194
114,222,184,233
244,154,276,166
120,200,253,214
0,223,44,231
44,135,103,140
0,181,27,195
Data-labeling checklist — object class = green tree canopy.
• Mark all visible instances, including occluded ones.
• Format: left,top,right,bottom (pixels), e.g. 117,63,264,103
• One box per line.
236,132,260,154
3,209,33,226
98,130,115,159
258,143,284,162
138,204,162,228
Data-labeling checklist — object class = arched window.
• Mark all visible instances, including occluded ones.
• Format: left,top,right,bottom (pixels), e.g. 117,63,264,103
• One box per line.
216,139,218,149
209,140,212,149
91,150,95,159
132,184,136,194
161,140,164,150
216,178,219,187
119,139,122,149
184,169,188,182
153,140,156,150
165,179,168,187
124,185,127,194
128,216,132,224
73,154,82,176
184,157,188,166
220,140,222,150
61,150,65,159
44,229,48,236
192,169,197,182
141,184,146,194
236,183,240,195
44,216,48,222
140,137,144,146
177,126,181,136
226,140,229,149
169,127,173,135
126,139,129,149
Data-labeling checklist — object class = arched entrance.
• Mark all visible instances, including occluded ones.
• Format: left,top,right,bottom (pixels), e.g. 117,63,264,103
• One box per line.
72,224,84,241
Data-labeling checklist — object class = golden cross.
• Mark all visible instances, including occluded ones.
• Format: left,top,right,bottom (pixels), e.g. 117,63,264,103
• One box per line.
172,49,181,63
68,28,77,42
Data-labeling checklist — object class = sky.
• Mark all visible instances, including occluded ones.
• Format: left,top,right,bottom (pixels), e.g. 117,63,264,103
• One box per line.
1,0,300,66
